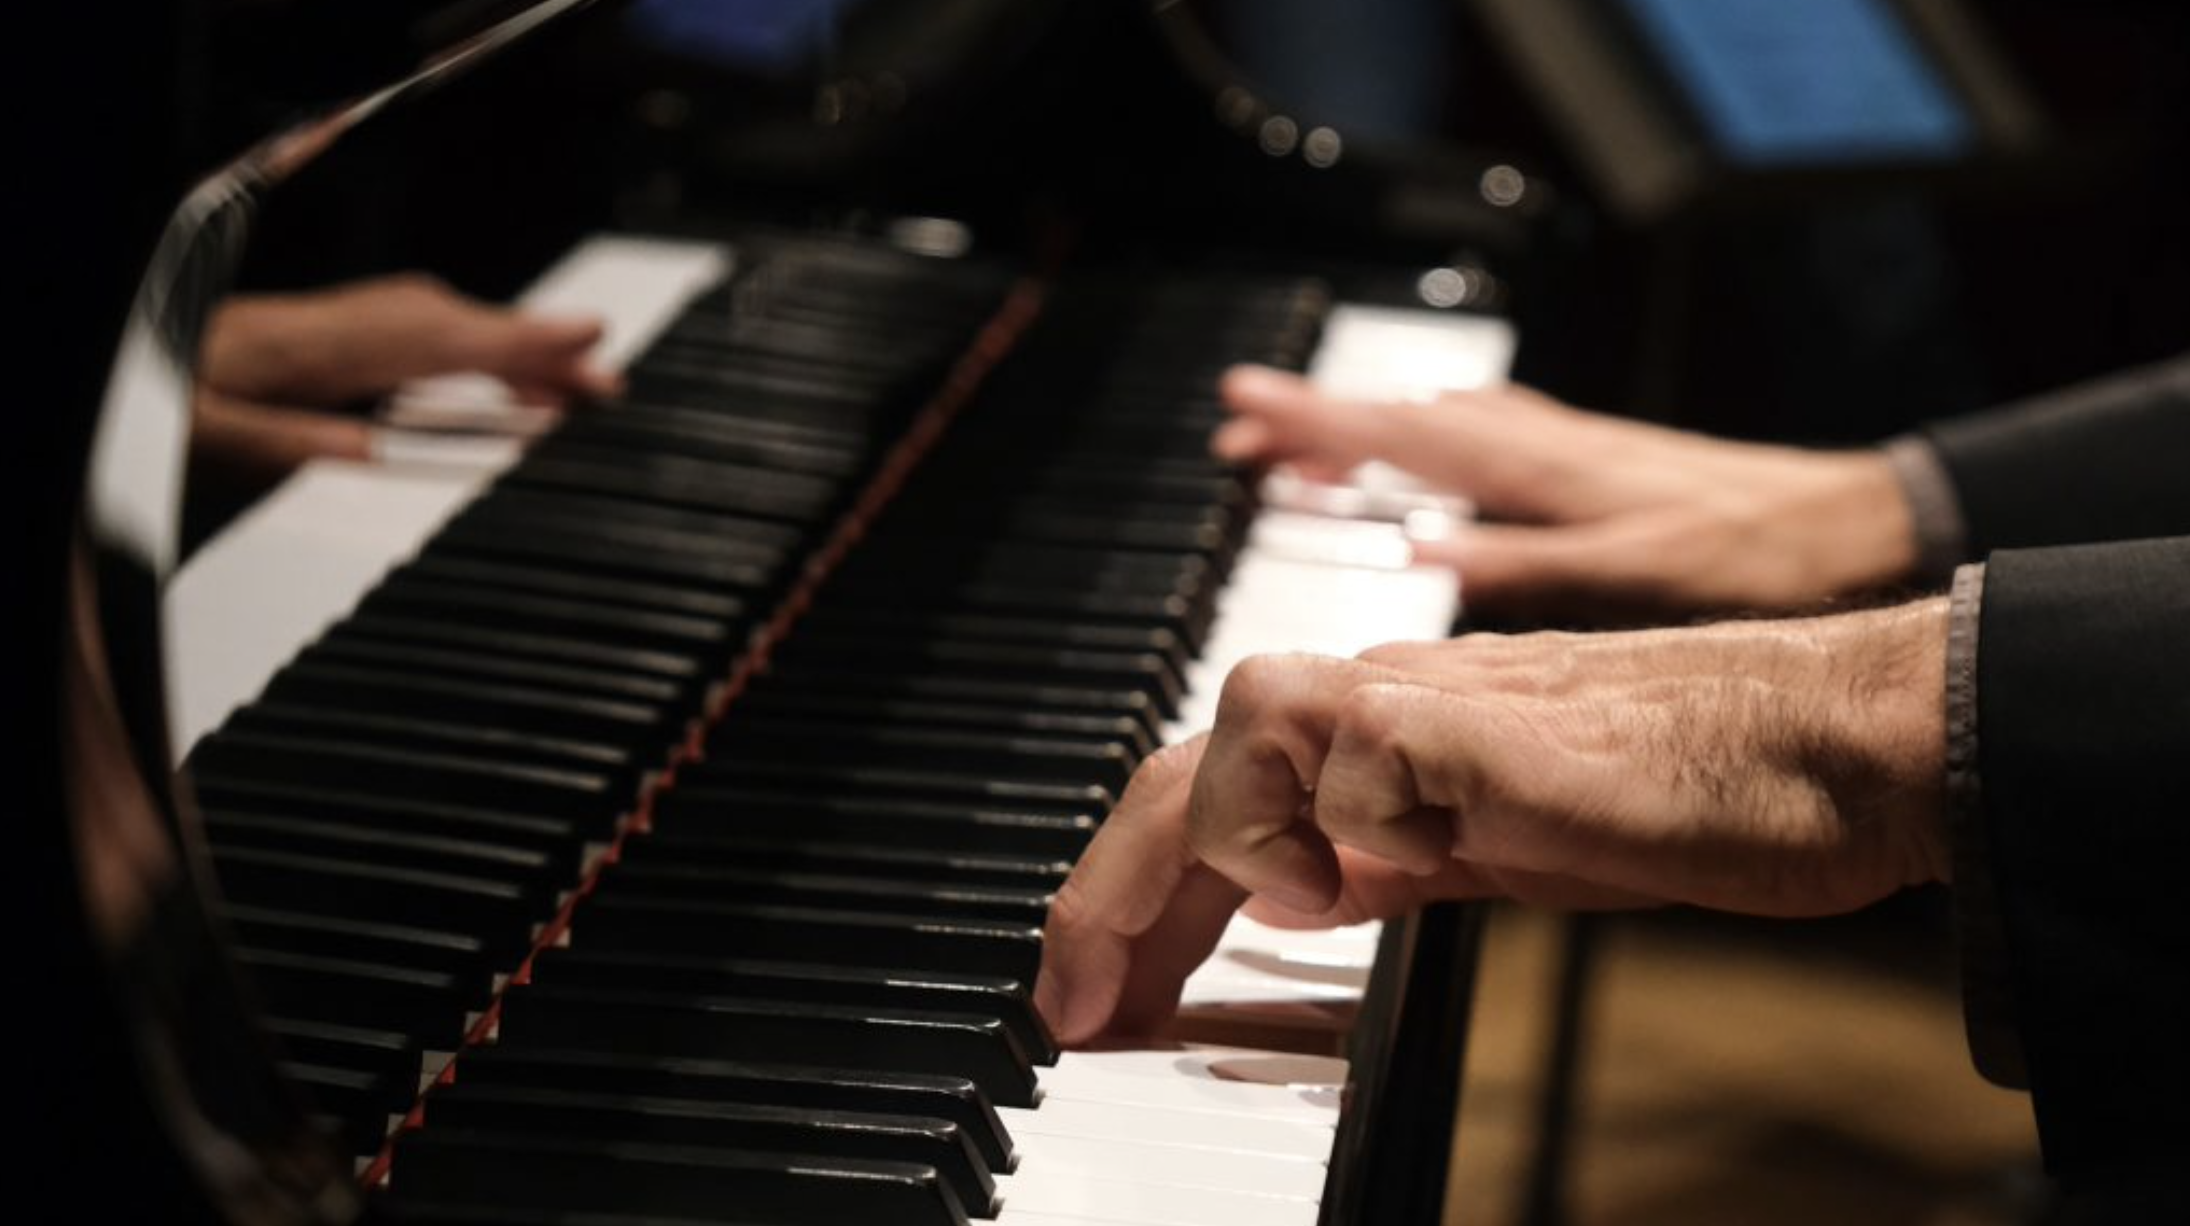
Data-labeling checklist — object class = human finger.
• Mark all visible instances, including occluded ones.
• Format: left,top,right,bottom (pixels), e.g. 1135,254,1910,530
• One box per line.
476,314,624,402
191,390,373,480
1037,739,1242,1044
1313,683,1465,876
1223,367,1642,521
1215,366,1387,469
1184,654,1399,914
1412,520,1677,621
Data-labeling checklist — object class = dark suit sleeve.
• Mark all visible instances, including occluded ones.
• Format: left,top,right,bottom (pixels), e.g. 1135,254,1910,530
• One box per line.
1973,537,2190,1200
1923,355,2190,558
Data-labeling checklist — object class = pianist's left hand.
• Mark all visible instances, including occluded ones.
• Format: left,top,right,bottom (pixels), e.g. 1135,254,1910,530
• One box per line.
191,273,622,481
1214,366,1921,624
1035,599,1952,1045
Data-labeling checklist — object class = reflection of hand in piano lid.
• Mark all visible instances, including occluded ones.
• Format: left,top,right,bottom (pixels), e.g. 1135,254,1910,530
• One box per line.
169,230,1506,1222
188,273,629,495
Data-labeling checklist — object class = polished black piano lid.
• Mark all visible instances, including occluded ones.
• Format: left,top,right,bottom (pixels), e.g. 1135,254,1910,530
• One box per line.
54,3,612,1222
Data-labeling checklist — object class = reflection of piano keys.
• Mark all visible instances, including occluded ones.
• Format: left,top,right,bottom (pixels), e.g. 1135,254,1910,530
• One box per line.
169,232,1512,1224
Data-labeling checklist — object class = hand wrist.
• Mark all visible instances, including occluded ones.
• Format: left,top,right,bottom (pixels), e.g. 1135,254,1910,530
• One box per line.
1809,450,1923,592
1800,598,1953,886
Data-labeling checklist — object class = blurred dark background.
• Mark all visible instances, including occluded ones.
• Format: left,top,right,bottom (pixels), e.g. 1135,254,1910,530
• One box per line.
178,0,2190,450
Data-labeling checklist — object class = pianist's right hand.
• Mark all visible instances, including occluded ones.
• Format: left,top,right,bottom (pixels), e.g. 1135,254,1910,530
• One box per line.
1035,598,1952,1046
1215,366,1924,622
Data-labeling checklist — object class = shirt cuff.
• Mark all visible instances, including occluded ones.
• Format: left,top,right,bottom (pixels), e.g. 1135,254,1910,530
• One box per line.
1943,561,2028,1087
1885,436,1969,586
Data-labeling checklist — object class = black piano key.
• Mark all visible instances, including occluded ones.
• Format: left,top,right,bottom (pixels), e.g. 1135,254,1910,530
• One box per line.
831,538,1213,601
592,860,1052,925
219,703,642,798
910,458,1252,516
726,690,1156,759
449,1048,1014,1173
187,730,624,831
236,947,478,1045
360,578,740,663
283,1061,403,1156
202,808,557,889
264,1015,429,1102
224,904,495,982
613,835,1069,892
394,553,749,624
208,845,545,951
503,447,841,524
788,608,1191,690
299,629,692,713
878,500,1233,559
743,667,1162,746
389,1129,971,1226
432,517,781,596
187,776,587,875
701,720,1135,795
527,947,1055,1066
622,360,886,417
256,661,672,757
553,405,864,477
336,612,707,698
671,760,1114,819
761,634,1183,719
571,895,1042,984
466,486,808,559
647,788,1096,859
419,1085,995,1218
494,985,1038,1108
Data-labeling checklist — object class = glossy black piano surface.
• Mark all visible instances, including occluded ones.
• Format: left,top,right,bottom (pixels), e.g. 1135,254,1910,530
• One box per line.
43,3,1490,1223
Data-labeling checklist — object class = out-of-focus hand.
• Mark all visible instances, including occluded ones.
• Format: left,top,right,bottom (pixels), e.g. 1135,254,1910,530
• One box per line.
1215,366,1920,621
190,388,375,484
201,272,623,409
1035,599,1950,1046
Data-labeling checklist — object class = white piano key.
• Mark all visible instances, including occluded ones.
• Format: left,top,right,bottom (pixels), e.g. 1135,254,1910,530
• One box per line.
993,1215,1170,1226
1010,1133,1326,1199
1165,540,1460,741
997,1100,1332,1161
513,235,732,372
165,461,481,757
369,428,529,472
992,1214,1176,1226
1307,302,1516,403
1041,1051,1342,1123
994,1169,1321,1226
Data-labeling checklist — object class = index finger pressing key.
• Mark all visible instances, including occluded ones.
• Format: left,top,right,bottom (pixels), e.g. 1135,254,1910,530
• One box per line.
1039,739,1239,1043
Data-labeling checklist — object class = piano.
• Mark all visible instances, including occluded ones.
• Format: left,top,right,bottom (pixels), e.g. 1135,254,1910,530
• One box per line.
60,2,1527,1222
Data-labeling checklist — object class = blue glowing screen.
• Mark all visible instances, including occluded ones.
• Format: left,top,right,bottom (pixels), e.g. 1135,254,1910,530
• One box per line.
1617,0,1975,165
626,0,870,71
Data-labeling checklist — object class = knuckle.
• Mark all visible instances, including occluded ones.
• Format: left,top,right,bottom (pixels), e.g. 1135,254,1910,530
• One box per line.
1334,683,1409,754
1215,652,1300,723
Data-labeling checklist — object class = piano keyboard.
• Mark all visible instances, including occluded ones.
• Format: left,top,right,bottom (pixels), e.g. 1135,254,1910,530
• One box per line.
168,232,1508,1225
